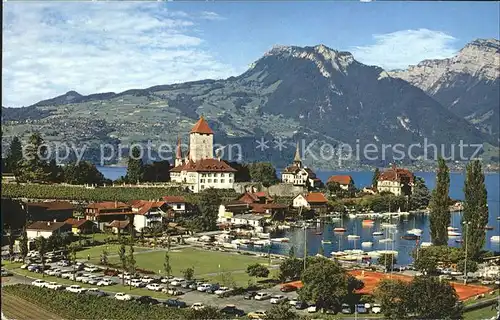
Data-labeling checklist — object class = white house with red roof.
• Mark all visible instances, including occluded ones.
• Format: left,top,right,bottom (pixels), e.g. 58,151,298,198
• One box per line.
281,143,322,188
327,175,355,192
376,165,414,196
170,116,237,193
292,192,329,214
130,200,169,232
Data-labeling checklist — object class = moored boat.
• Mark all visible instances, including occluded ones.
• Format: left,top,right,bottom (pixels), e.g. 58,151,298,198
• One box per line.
315,231,323,235
455,239,463,243
334,227,346,232
401,234,420,240
361,241,373,247
448,231,461,236
484,226,494,230
447,226,458,231
362,219,374,224
347,235,360,240
321,240,332,244
381,223,397,229
379,238,394,243
372,231,384,236
491,236,500,242
407,228,423,235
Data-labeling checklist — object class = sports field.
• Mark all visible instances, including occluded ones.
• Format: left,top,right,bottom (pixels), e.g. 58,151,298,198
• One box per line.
350,270,493,301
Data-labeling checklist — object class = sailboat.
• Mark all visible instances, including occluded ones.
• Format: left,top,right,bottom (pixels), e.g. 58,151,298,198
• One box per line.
334,217,346,232
407,214,422,236
321,239,332,244
373,231,384,236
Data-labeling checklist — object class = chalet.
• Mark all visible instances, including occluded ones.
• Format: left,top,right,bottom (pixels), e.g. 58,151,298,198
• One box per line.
292,192,329,214
107,220,130,234
26,201,75,222
26,221,72,240
237,192,288,218
377,165,414,196
130,200,170,232
85,201,133,231
64,218,95,234
162,196,188,216
327,175,355,191
281,143,322,188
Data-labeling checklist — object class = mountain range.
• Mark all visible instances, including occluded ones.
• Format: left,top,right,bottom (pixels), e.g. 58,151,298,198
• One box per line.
2,39,499,169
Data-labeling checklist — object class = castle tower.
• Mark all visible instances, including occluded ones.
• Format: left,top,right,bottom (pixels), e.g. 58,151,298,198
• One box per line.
189,116,214,162
175,135,184,167
293,142,302,168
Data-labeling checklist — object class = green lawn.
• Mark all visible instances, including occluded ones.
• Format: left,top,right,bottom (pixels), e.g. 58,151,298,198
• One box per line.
103,248,270,277
77,244,149,260
464,305,498,320
464,290,499,306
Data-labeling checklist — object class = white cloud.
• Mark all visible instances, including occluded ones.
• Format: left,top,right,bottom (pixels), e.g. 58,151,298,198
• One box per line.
351,29,459,70
200,11,225,21
2,3,235,107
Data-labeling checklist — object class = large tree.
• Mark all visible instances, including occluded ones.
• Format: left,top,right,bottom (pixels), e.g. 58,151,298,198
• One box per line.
248,162,279,187
5,136,23,175
299,258,358,311
462,160,488,260
126,146,144,183
18,133,50,182
63,161,105,185
372,168,380,189
143,160,170,182
409,176,431,209
266,303,300,320
429,158,450,245
197,188,222,231
278,257,303,282
118,243,127,285
246,263,270,282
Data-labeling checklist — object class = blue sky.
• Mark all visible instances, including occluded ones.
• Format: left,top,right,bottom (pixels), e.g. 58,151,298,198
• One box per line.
3,1,499,107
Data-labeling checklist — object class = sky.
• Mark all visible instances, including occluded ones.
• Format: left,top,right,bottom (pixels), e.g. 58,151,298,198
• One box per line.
3,1,499,107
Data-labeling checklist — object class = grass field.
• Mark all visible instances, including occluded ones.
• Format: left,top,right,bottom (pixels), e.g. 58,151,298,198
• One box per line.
101,247,270,277
76,244,149,260
464,305,498,320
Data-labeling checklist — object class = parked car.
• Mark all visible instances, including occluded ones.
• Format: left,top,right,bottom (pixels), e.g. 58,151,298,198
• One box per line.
248,310,267,319
166,288,183,296
295,301,308,310
87,277,103,285
66,285,86,294
118,272,133,280
20,264,28,269
97,278,115,286
141,276,155,284
75,274,89,282
135,296,159,305
307,305,317,313
191,302,205,311
126,278,145,288
189,281,203,290
31,279,47,288
46,282,64,290
1,269,13,277
181,280,195,289
220,305,245,317
27,265,39,272
270,295,288,304
371,304,382,314
115,292,132,301
57,260,71,267
244,291,257,300
280,284,296,292
341,303,352,314
356,304,367,314
160,276,174,284
170,278,185,286
197,283,212,292
84,265,99,273
164,299,187,308
214,286,231,295
146,283,163,291
206,284,221,294
254,292,270,301
85,288,107,297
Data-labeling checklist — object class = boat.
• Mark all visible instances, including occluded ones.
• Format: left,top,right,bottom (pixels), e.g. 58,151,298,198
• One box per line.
455,239,464,243
407,228,423,236
497,217,500,221
448,231,461,237
331,251,347,257
254,240,271,246
420,242,432,247
334,227,346,232
484,226,494,230
491,236,500,242
315,231,323,235
321,240,332,244
347,235,360,240
401,234,420,240
348,213,357,219
362,219,374,224
257,233,271,239
379,238,394,243
381,223,397,229
361,241,373,247
447,226,458,231
270,238,289,243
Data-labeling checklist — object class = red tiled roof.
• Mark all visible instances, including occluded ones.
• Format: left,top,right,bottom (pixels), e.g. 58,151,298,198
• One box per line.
190,116,214,135
27,221,68,231
96,211,134,216
250,203,288,213
87,202,130,210
238,192,273,204
65,218,92,228
162,196,186,203
327,175,353,185
305,192,328,203
170,158,237,173
27,201,74,211
282,165,300,174
131,200,167,215
107,220,130,229
378,167,414,183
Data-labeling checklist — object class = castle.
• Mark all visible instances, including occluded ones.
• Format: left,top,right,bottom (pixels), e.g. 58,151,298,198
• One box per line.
170,116,236,193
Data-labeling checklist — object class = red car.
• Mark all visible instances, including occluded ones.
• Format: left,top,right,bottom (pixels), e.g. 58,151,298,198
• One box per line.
280,285,296,292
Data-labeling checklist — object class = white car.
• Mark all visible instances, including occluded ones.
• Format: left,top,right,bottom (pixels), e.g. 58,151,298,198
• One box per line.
197,283,212,292
97,278,114,286
146,283,163,291
270,295,288,304
57,260,71,267
191,303,205,311
160,276,174,283
66,285,86,294
214,287,232,295
76,274,90,282
87,277,102,285
32,279,47,288
170,278,185,286
46,268,61,276
371,304,382,314
254,292,270,301
20,264,28,269
289,299,298,306
114,292,132,301
307,305,317,313
84,266,99,273
141,276,155,283
46,282,64,290
128,279,145,288
119,272,133,280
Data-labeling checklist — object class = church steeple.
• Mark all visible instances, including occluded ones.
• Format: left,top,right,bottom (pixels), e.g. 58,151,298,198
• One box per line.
293,142,302,167
175,135,183,167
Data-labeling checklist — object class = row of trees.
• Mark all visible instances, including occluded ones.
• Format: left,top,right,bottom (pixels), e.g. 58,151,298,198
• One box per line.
429,158,488,260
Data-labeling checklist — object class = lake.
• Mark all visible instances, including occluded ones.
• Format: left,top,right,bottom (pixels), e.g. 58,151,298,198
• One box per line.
97,166,500,264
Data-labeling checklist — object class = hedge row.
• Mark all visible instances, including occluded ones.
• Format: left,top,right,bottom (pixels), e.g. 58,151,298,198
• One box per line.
3,284,225,320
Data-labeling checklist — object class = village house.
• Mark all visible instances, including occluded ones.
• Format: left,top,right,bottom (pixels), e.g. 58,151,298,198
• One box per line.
377,165,414,196
170,116,237,193
237,192,288,218
130,200,170,232
327,175,356,192
64,218,95,234
107,220,130,234
292,192,329,214
162,196,189,216
26,201,75,222
281,143,322,188
26,220,72,240
85,201,133,231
